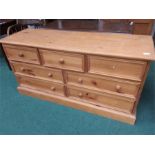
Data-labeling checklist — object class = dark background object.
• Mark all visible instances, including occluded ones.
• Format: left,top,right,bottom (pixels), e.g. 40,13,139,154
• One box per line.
0,19,16,35
45,19,154,35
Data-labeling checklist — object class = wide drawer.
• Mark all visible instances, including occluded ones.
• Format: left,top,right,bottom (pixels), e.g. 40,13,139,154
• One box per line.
16,75,65,96
11,62,63,83
88,55,147,81
39,49,85,72
67,86,135,113
3,44,40,64
65,71,140,97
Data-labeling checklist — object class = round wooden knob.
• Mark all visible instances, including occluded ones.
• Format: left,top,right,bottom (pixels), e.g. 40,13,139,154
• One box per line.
116,85,121,92
18,53,24,57
59,58,64,64
48,72,53,77
78,93,83,98
112,65,116,69
51,87,56,91
20,67,25,72
92,80,97,85
78,78,83,83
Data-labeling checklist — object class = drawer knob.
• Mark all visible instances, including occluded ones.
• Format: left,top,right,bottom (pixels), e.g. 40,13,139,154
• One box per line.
116,85,121,92
51,87,56,91
18,53,24,57
78,78,83,83
20,67,25,72
59,58,64,64
78,93,83,98
92,80,97,85
48,73,53,77
112,65,116,69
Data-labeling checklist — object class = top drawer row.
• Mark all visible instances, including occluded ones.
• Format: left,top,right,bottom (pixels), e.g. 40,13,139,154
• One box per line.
3,44,147,81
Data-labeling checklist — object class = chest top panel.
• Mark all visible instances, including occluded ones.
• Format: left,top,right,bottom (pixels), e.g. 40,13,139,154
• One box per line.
0,29,155,60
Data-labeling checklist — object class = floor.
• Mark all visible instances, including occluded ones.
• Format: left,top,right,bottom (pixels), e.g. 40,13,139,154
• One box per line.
0,49,155,135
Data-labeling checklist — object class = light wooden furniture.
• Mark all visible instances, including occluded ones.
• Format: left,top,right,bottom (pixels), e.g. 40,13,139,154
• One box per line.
0,29,155,124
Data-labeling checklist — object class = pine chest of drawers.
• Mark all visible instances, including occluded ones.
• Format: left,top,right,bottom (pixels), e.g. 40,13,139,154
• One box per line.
1,29,155,124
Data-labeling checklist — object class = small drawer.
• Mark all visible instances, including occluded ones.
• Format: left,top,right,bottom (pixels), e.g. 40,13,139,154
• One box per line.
3,44,40,64
11,62,63,83
88,55,147,81
67,86,135,113
39,49,85,72
65,71,140,97
16,75,65,96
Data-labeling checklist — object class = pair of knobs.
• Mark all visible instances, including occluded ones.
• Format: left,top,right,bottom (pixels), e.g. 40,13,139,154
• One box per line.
21,68,53,78
78,86,121,97
78,78,97,86
78,79,121,93
78,78,121,92
78,93,89,98
78,88,121,99
20,68,55,90
18,52,65,64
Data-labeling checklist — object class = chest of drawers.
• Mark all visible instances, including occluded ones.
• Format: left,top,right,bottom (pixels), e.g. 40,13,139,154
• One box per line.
0,29,155,124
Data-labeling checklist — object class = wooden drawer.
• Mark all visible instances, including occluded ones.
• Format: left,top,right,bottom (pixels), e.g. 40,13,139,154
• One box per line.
39,49,85,72
67,86,135,113
88,56,147,81
16,75,65,96
65,71,140,97
3,44,40,64
11,62,63,83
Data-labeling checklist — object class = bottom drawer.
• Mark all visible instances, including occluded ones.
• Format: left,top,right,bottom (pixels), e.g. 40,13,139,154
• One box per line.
16,75,65,96
67,86,135,113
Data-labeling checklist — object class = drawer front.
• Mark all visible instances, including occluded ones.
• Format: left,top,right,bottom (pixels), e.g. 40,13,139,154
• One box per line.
39,49,85,72
12,62,63,83
65,71,140,97
16,76,65,96
3,44,40,64
67,86,135,113
88,56,147,81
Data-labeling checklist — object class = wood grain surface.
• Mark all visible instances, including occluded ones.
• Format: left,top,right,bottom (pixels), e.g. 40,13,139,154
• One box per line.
0,29,155,60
